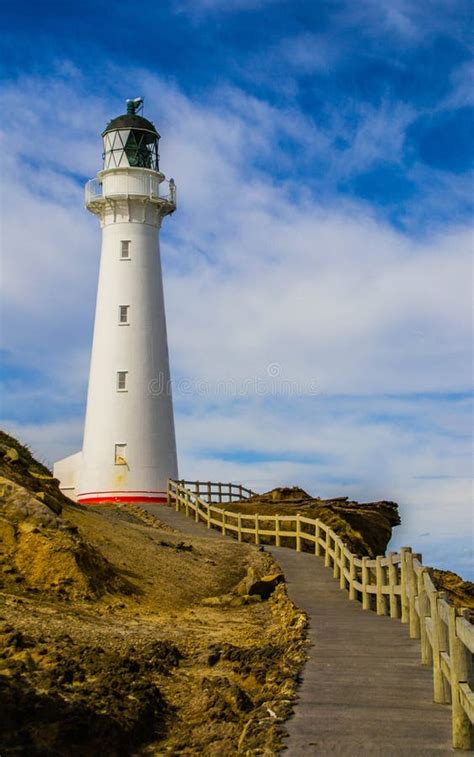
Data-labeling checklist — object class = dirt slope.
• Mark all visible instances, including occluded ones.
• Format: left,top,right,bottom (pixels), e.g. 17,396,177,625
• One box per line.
0,433,307,755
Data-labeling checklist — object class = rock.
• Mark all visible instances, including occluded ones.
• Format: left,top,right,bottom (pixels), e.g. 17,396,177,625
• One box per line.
4,448,19,463
248,573,284,600
34,491,63,515
234,566,257,596
201,596,224,607
431,569,474,615
176,541,193,552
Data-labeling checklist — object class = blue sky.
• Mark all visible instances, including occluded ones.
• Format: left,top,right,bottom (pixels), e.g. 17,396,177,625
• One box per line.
0,0,472,577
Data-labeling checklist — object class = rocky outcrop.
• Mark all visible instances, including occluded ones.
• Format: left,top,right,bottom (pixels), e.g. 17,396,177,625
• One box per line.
0,431,68,516
431,569,474,617
0,463,129,599
225,486,400,558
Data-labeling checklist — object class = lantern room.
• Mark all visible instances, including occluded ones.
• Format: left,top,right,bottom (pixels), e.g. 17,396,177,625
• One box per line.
102,98,160,171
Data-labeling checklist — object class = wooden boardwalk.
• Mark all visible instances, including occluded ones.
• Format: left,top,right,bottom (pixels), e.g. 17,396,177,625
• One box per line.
144,505,454,755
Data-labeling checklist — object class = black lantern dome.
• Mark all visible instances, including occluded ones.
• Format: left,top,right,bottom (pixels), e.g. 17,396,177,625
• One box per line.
102,98,160,171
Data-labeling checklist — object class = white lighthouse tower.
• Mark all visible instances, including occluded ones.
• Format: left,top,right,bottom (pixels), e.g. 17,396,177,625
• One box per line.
54,98,178,504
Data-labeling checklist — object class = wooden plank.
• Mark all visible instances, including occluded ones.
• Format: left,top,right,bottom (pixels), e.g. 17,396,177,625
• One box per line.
459,684,474,725
222,510,239,521
343,545,353,560
437,598,450,625
300,533,317,543
423,571,436,594
426,617,433,644
440,651,452,682
456,617,474,654
255,529,278,537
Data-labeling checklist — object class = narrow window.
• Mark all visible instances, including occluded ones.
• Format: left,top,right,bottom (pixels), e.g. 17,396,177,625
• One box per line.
114,444,127,465
119,305,129,324
121,240,130,259
117,371,128,391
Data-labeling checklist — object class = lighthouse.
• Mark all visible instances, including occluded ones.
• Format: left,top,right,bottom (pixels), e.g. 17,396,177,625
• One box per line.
54,98,178,504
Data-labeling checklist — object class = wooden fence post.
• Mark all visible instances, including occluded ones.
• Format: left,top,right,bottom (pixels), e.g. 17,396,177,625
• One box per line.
387,552,399,619
315,519,321,557
361,557,370,610
194,494,199,523
400,547,411,624
407,551,420,639
375,556,386,615
184,489,190,518
340,547,346,590
275,514,281,547
196,481,200,500
207,501,211,529
207,481,211,503
333,539,340,579
429,590,451,704
417,568,432,665
349,554,356,600
449,607,473,749
296,513,302,552
254,515,260,545
218,482,222,503
324,532,331,568
221,511,226,536
237,513,242,542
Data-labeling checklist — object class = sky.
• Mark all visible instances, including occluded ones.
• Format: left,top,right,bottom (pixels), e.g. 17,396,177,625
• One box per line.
0,0,472,577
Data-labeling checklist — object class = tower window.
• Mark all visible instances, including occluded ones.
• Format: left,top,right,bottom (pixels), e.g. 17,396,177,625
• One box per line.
117,371,128,391
119,305,129,324
121,240,131,259
114,444,127,465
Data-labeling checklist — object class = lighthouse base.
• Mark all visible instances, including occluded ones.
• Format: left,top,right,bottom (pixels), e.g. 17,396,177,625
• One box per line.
53,454,168,505
53,450,83,502
76,491,167,505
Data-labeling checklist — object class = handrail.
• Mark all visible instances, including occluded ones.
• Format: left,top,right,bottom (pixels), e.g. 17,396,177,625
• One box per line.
84,177,175,205
167,478,474,751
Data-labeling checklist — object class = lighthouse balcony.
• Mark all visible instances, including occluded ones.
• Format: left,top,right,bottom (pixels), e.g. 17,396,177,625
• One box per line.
85,172,176,211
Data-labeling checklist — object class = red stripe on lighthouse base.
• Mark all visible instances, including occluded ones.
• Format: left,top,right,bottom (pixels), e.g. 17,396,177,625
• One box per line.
77,491,167,505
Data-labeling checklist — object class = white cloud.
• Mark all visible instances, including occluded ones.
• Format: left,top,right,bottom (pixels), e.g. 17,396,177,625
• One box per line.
0,64,471,577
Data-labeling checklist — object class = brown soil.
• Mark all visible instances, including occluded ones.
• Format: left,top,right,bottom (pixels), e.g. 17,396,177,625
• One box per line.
0,432,307,755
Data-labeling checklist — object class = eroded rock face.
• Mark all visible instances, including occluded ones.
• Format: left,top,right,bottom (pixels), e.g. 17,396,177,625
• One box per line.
0,478,128,599
431,569,474,616
0,430,67,516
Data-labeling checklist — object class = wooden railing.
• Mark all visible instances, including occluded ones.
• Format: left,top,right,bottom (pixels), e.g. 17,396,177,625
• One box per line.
167,479,474,750
176,479,256,503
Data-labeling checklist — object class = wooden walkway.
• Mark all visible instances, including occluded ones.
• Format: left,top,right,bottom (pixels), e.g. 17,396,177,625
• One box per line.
143,505,454,755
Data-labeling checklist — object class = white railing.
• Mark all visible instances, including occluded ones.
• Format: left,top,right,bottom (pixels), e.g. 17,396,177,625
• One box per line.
168,478,474,751
85,176,176,207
